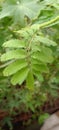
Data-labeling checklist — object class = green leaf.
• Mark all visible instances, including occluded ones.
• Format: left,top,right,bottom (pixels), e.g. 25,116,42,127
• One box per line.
3,60,28,76
11,67,29,85
0,0,40,26
36,36,57,46
34,72,44,82
26,70,34,90
32,47,54,63
3,39,26,48
32,44,41,52
1,49,26,61
33,64,49,73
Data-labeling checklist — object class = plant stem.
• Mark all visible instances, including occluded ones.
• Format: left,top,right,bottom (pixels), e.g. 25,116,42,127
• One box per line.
39,16,59,28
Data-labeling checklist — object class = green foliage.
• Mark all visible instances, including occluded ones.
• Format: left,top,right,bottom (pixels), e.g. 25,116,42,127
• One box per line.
2,117,13,130
0,0,59,128
1,15,58,88
38,113,50,125
1,29,57,88
0,0,40,27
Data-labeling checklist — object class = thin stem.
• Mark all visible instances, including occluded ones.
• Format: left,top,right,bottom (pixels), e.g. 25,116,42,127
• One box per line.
31,15,59,31
39,16,59,28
